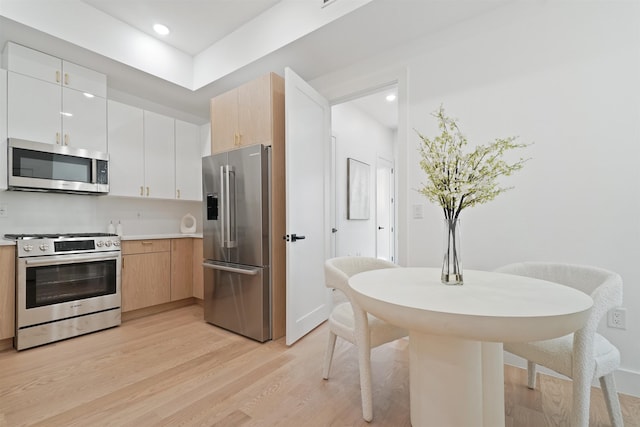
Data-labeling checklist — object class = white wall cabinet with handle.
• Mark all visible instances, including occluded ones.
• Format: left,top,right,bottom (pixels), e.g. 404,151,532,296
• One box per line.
107,100,145,198
4,42,107,152
143,111,175,200
108,101,196,200
175,120,202,201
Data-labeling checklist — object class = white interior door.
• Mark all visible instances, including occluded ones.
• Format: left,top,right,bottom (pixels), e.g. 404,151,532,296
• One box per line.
376,157,394,261
285,67,332,345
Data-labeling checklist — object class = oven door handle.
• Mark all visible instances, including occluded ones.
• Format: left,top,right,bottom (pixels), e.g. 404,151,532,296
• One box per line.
24,252,120,267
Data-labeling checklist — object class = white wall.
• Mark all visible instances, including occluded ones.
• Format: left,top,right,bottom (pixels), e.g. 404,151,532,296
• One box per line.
313,2,640,396
331,102,394,258
0,191,202,237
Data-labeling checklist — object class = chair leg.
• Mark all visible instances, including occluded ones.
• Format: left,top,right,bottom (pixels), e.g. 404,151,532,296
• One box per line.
570,371,592,427
526,361,537,389
322,332,337,380
600,374,623,427
357,341,373,422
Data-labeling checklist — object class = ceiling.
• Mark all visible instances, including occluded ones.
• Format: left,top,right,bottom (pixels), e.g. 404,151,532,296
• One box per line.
0,1,508,123
348,86,398,130
82,0,282,56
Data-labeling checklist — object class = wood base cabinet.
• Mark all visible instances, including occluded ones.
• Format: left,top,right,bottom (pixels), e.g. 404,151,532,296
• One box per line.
121,240,171,312
122,238,200,314
192,238,204,300
0,246,15,340
171,239,193,301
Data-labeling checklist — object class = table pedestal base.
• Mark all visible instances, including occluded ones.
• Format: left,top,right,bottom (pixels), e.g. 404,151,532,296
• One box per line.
409,332,505,427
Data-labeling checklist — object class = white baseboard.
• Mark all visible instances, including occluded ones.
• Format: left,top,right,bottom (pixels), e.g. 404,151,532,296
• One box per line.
504,352,640,398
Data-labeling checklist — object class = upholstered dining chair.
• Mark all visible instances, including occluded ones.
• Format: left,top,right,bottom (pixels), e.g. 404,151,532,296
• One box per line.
323,257,408,422
495,262,624,427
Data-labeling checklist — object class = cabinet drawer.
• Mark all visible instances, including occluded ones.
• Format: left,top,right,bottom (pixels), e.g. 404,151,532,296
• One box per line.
122,239,171,254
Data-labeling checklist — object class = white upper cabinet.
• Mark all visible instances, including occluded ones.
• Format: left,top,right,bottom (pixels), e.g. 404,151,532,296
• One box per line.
107,100,145,198
143,111,175,200
4,42,107,151
3,42,61,84
7,72,61,145
175,120,202,201
62,87,107,152
0,69,7,190
108,101,201,201
61,61,107,97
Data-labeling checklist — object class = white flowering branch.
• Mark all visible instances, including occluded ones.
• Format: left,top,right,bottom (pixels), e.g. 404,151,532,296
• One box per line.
416,106,530,221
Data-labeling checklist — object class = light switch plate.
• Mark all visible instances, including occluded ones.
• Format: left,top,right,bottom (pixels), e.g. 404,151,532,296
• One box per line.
412,204,424,219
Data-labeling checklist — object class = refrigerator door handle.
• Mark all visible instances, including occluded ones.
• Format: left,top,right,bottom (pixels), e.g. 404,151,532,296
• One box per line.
227,167,237,248
202,261,259,276
220,165,226,248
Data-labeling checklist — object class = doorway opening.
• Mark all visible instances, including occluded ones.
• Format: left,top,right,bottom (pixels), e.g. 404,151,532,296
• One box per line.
330,84,398,262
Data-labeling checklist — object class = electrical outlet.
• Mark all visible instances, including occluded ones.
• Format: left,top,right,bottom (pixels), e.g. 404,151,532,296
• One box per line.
608,308,627,330
0,203,7,218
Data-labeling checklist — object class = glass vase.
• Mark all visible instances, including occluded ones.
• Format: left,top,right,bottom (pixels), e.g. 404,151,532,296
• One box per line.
441,217,463,285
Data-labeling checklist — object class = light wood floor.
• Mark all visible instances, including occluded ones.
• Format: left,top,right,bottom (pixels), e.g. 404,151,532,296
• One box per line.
0,304,638,426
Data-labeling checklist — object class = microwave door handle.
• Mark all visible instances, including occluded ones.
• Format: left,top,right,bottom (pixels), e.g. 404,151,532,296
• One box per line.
220,165,226,248
91,159,97,184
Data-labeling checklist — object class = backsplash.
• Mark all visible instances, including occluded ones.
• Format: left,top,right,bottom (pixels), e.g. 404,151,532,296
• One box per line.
0,190,202,236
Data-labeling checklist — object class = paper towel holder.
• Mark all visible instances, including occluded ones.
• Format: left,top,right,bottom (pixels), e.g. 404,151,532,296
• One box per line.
180,213,196,234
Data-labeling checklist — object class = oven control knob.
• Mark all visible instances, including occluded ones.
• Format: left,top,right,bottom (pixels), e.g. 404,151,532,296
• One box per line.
114,241,121,247
96,241,104,247
23,244,33,252
105,241,112,247
39,244,49,251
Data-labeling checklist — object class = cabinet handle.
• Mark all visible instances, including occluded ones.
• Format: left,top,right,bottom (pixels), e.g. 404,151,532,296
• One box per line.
56,132,60,144
64,134,69,145
140,186,144,196
64,73,69,86
141,241,153,245
55,71,60,83
122,258,125,269
146,187,150,197
234,133,239,146
237,132,241,145
177,189,181,199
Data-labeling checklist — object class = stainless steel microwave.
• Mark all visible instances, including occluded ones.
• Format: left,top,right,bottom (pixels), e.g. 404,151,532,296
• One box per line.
8,138,109,194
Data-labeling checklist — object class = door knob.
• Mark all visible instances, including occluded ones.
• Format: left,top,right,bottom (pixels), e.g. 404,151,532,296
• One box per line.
331,228,338,233
378,226,385,230
283,234,306,242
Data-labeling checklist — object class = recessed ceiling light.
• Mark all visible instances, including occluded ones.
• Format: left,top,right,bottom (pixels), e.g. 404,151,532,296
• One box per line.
153,24,170,36
386,94,397,102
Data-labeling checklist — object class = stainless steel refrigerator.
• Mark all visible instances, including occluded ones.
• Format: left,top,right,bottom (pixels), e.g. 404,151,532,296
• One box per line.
202,144,271,342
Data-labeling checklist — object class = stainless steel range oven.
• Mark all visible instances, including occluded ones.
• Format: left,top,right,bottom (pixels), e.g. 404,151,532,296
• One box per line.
4,233,121,350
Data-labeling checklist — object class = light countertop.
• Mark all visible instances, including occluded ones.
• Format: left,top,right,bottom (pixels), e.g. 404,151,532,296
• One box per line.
0,234,202,245
121,233,202,240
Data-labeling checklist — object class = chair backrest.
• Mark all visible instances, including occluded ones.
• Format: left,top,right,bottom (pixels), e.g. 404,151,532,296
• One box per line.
495,262,623,336
325,257,398,300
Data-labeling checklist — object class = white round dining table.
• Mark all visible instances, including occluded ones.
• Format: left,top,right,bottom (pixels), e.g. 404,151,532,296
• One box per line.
349,267,593,427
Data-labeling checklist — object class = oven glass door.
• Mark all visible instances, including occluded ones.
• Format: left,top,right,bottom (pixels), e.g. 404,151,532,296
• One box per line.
25,259,117,308
18,252,121,327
